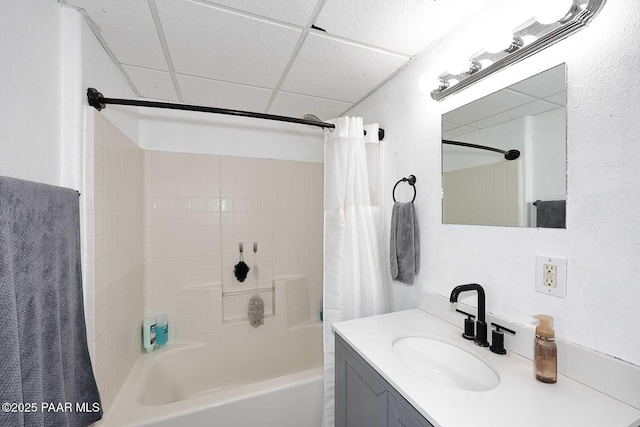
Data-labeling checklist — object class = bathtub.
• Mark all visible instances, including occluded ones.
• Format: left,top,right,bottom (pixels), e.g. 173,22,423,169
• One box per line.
101,321,323,427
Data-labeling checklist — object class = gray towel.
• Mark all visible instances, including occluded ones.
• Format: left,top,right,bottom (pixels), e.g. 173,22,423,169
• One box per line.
534,200,566,228
0,176,102,427
390,202,420,285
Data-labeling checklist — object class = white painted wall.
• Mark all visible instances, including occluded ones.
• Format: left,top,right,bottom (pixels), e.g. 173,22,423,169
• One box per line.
349,0,640,365
529,108,567,202
0,0,63,185
0,1,138,188
139,109,324,163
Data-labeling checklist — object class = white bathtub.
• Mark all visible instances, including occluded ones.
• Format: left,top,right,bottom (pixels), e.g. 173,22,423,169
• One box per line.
101,322,323,427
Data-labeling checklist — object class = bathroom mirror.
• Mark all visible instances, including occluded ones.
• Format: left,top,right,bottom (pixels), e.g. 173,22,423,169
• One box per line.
442,64,567,228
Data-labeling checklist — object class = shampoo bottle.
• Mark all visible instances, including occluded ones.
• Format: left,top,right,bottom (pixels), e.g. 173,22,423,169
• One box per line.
156,313,169,347
143,316,157,353
533,315,557,383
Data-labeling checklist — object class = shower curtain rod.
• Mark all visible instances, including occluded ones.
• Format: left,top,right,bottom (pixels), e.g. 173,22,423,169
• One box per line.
87,88,385,141
442,139,520,161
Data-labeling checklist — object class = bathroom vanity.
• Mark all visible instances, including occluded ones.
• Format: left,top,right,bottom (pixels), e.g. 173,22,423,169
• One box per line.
333,304,640,427
336,334,432,427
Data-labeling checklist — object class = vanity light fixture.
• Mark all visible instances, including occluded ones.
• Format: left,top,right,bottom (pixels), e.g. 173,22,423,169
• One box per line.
430,0,606,101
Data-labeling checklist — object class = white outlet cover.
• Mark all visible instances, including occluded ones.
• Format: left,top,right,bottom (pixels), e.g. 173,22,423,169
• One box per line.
536,255,567,298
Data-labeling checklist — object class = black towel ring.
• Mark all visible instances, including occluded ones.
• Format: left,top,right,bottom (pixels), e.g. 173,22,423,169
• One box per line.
392,175,417,203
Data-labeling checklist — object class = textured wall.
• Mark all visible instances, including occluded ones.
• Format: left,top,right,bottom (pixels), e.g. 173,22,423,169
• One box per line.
349,0,640,365
0,0,62,185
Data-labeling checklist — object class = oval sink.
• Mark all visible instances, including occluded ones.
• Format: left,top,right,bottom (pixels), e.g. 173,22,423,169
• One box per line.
392,334,500,391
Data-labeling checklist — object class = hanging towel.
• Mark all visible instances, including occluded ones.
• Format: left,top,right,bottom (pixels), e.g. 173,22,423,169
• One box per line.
534,200,566,228
0,176,102,427
390,202,420,285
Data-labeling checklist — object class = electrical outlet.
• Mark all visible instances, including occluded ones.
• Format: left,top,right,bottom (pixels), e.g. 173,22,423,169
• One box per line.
536,256,567,298
543,264,557,287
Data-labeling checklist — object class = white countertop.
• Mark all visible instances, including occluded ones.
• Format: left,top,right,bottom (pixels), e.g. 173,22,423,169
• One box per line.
333,309,640,427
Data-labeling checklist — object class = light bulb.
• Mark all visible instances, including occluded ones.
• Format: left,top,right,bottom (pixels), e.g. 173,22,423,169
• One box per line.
419,74,444,94
448,57,472,75
478,58,493,69
535,0,574,24
483,26,514,54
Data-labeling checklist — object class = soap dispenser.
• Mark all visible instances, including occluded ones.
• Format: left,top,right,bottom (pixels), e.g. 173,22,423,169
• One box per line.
533,315,557,383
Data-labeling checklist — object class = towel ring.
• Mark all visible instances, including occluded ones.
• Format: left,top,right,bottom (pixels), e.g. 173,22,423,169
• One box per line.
392,175,417,203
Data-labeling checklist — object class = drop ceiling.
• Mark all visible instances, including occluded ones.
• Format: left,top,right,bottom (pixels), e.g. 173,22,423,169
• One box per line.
61,0,494,120
443,65,567,140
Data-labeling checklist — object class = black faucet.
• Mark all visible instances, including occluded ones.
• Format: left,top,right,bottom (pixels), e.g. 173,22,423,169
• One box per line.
450,284,489,347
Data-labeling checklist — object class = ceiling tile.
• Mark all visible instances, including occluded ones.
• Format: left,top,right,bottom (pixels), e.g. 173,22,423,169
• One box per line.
198,0,317,26
469,100,562,129
315,0,494,55
444,90,535,126
509,65,567,98
281,33,407,103
122,65,178,101
269,91,352,121
155,0,302,88
177,74,272,111
545,91,567,106
442,121,459,132
442,125,481,140
64,0,167,70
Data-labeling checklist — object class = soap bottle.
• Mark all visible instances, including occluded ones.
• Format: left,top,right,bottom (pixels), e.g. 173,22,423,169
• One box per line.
533,315,557,383
156,313,169,347
143,316,156,353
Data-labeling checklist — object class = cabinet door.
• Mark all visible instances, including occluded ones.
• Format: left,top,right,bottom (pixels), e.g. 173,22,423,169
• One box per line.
335,337,388,427
388,395,429,427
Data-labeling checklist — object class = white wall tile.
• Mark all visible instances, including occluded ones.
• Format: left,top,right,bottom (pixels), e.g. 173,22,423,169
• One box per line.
87,112,143,410
144,151,322,332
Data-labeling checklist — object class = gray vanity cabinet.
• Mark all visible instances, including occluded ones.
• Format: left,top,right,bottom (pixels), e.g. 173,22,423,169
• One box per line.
335,335,433,427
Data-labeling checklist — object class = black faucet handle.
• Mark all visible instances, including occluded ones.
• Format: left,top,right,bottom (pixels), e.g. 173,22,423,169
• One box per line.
490,322,516,355
455,309,475,340
455,309,475,319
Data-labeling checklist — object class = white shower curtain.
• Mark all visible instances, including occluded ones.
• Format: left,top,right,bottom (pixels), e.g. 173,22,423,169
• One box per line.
322,116,388,427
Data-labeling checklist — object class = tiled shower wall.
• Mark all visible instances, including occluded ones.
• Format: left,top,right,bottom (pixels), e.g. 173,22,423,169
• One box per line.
443,159,520,227
84,112,143,410
144,151,323,341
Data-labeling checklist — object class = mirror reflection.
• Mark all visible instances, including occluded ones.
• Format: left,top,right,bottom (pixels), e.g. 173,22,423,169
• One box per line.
442,64,567,228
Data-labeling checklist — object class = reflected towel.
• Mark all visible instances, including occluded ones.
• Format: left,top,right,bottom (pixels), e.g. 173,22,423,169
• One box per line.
534,200,566,228
390,202,420,285
0,176,102,427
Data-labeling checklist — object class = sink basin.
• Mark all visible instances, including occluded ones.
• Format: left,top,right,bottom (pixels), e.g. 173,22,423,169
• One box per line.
392,334,500,391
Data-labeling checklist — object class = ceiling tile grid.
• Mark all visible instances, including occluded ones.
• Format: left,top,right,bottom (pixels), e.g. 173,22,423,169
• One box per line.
121,65,178,101
66,0,168,70
198,0,318,26
155,0,302,88
177,74,273,111
281,32,408,103
63,0,494,120
269,91,353,120
314,0,494,56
